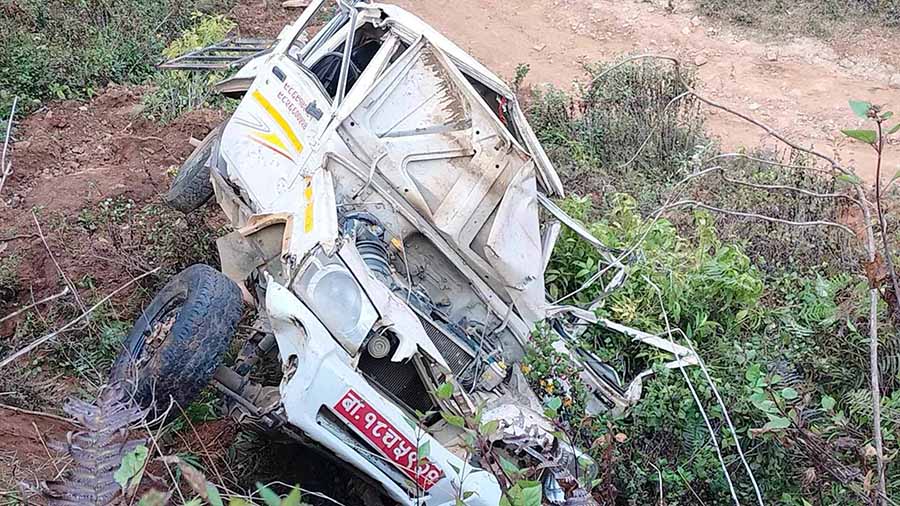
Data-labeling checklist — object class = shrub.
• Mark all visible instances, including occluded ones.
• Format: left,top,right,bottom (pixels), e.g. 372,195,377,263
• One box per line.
0,0,229,117
142,13,237,122
527,60,707,213
537,193,894,505
527,60,854,272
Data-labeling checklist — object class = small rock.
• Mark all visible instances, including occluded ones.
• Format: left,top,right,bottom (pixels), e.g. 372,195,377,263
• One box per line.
765,49,778,62
890,73,900,89
71,146,84,154
532,43,546,52
681,26,691,35
78,105,88,111
748,102,761,111
838,58,854,69
694,55,709,66
706,27,718,36
128,103,146,117
690,16,702,27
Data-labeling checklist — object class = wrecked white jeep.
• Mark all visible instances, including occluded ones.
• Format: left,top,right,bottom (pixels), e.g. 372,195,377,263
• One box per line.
111,1,696,504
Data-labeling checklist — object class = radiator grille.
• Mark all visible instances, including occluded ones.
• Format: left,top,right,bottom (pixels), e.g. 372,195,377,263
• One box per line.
415,314,474,376
358,352,434,414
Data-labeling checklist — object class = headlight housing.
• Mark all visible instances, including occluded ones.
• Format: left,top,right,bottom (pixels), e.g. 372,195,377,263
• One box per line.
294,250,378,354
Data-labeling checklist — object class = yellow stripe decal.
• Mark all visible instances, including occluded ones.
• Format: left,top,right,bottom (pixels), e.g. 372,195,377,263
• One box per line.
252,131,289,153
304,177,314,233
252,90,304,154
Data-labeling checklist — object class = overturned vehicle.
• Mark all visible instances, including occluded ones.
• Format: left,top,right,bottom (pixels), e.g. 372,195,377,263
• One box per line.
111,1,696,504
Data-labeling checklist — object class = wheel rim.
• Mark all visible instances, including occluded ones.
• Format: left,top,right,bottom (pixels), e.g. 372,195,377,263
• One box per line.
129,297,183,372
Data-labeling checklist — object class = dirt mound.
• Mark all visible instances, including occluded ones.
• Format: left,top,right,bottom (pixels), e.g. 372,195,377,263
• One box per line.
0,85,224,306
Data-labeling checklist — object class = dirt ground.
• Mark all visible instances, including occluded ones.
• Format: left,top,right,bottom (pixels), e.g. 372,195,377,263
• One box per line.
393,0,900,184
2,0,900,499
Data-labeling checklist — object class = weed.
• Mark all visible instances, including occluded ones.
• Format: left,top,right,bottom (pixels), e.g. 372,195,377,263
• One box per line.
512,62,530,92
0,0,232,117
0,254,20,307
142,14,237,122
696,0,900,36
527,60,706,213
536,190,893,504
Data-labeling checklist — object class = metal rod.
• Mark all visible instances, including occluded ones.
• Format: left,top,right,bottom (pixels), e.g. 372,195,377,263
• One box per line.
334,2,359,107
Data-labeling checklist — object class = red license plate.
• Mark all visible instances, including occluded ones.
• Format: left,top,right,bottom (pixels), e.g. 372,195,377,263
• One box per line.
334,389,444,490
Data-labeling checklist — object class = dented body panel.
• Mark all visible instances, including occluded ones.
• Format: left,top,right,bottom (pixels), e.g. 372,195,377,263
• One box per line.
198,2,683,504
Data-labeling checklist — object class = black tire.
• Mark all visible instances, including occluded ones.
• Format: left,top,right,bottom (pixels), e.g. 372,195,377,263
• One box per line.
109,264,243,414
164,124,222,213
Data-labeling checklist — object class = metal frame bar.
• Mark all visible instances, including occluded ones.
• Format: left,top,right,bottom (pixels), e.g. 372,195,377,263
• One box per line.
159,38,275,71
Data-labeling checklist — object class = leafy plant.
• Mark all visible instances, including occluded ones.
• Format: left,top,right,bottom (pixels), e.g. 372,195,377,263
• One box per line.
0,0,230,117
143,13,236,122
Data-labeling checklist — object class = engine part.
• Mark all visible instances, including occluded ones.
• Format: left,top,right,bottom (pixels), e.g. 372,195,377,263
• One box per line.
342,212,392,282
357,336,435,414
366,333,392,359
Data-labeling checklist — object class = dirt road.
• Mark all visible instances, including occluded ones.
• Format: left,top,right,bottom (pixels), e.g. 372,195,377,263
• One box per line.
393,0,900,184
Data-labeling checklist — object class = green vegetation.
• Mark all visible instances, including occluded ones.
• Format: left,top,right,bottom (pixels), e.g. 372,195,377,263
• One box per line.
143,14,238,122
0,0,229,117
524,61,899,504
697,0,900,36
530,60,852,272
528,61,705,213
0,253,20,307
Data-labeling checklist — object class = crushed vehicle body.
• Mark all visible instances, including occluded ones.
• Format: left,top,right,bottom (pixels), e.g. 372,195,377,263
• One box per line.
111,1,698,504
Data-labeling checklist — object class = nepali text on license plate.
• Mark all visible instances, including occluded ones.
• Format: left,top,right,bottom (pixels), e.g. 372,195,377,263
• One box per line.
334,389,444,490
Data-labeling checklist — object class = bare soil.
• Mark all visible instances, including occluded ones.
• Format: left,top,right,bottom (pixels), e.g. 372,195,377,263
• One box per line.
0,85,224,304
0,407,72,494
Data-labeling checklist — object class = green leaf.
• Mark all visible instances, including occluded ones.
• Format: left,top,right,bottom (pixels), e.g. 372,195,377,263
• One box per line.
417,440,431,460
849,99,872,118
882,111,894,120
889,123,900,135
518,480,543,506
745,363,761,383
480,419,499,436
545,396,562,411
114,445,149,489
822,395,837,411
182,499,203,506
207,484,224,506
836,173,863,185
781,387,799,400
282,488,303,506
841,129,877,144
763,416,791,430
499,455,522,478
440,412,466,428
436,382,454,400
256,483,283,506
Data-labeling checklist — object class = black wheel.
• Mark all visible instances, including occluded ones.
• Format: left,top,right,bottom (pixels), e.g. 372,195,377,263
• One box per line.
110,264,243,414
164,124,222,213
